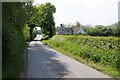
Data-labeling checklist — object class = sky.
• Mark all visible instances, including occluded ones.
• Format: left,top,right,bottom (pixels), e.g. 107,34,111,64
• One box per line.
118,1,120,21
33,0,119,27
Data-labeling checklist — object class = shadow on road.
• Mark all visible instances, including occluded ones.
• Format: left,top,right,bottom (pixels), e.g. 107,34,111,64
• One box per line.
26,41,70,78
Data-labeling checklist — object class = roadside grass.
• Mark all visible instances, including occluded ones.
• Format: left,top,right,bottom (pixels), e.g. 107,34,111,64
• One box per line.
42,35,119,78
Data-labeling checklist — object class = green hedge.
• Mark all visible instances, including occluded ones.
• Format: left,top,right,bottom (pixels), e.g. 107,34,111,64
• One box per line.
2,2,33,78
23,24,30,42
2,21,26,78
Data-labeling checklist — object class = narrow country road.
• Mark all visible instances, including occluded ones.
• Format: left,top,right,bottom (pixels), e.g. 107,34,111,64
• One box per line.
26,35,111,78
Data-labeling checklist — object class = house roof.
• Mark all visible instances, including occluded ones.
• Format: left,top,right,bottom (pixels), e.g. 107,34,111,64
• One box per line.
73,28,85,34
58,26,73,31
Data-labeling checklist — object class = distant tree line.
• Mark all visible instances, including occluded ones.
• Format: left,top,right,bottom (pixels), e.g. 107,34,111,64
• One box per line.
64,21,120,37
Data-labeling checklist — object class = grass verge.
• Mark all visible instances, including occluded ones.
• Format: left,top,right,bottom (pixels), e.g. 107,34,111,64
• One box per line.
42,35,119,79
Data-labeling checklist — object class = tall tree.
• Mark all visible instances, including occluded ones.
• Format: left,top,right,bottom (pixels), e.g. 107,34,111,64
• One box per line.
75,21,81,28
34,2,56,37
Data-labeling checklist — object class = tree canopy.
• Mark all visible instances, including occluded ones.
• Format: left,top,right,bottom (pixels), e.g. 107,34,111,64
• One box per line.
31,2,56,37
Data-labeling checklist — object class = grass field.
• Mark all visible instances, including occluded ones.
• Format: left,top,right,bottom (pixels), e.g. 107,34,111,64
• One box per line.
42,35,120,78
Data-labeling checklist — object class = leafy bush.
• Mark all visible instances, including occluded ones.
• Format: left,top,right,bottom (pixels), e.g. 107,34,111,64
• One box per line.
82,23,120,37
23,24,30,42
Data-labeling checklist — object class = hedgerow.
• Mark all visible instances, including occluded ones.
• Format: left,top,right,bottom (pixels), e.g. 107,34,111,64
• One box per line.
2,2,36,78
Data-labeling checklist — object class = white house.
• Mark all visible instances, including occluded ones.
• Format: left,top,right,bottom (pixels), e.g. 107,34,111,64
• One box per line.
73,28,85,34
57,24,85,35
57,25,73,35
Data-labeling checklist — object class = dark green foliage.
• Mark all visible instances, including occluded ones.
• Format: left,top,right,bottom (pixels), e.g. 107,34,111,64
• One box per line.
81,22,120,36
68,21,120,37
28,23,36,41
33,2,56,37
2,2,34,78
23,24,30,42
